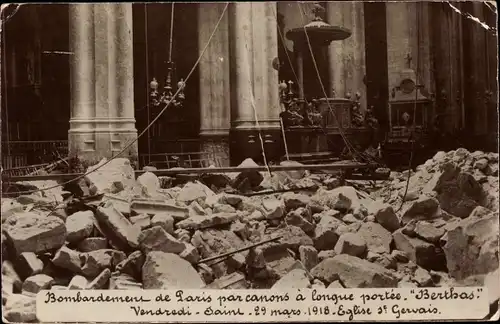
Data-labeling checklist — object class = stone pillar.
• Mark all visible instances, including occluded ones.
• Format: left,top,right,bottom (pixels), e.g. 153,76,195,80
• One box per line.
198,3,231,167
68,3,138,165
229,2,281,165
326,2,366,110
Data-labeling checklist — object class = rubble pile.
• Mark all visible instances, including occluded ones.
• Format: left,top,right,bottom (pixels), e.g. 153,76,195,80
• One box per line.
2,152,499,321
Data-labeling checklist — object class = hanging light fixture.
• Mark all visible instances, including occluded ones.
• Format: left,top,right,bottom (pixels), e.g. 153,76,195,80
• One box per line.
149,3,186,110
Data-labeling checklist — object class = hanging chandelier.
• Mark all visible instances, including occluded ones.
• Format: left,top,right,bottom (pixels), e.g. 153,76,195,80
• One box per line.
149,3,185,110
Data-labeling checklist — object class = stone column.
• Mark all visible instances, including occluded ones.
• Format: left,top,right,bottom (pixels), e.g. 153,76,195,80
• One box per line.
229,2,281,165
198,3,231,167
326,2,366,110
68,3,138,165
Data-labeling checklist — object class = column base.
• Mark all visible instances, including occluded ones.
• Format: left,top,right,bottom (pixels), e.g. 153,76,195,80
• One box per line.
229,126,283,166
68,128,138,168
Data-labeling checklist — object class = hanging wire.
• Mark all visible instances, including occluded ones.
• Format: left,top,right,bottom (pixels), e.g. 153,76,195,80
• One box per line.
395,2,421,213
8,2,230,196
145,4,151,165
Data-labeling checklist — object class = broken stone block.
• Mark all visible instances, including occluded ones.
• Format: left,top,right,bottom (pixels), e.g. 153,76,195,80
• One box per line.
14,252,44,280
87,268,111,289
312,278,326,288
179,243,200,264
393,229,445,270
52,246,84,273
115,250,144,280
150,213,175,235
230,220,249,240
109,272,143,290
312,186,360,212
469,206,492,218
299,245,319,271
4,213,66,256
206,272,248,289
81,249,126,277
1,199,25,223
138,226,186,255
285,210,315,234
372,202,400,232
334,233,367,257
142,252,204,289
262,225,313,253
129,214,151,231
311,254,398,288
130,199,189,220
413,267,433,287
366,252,397,270
102,194,131,216
474,158,489,170
68,275,88,290
65,210,95,243
189,201,206,216
137,171,160,195
22,274,54,294
77,237,108,252
177,181,214,205
313,216,345,251
443,213,499,280
2,261,22,293
3,293,37,322
342,213,359,224
328,280,344,288
213,203,236,214
282,193,310,211
191,229,247,278
262,198,285,220
176,212,240,230
414,221,445,243
85,158,136,194
272,269,311,289
318,250,337,261
95,205,140,251
401,197,440,225
357,222,392,254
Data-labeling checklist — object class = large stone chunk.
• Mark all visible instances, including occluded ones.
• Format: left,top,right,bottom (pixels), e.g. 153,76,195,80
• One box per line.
443,213,499,280
357,222,392,254
434,164,484,218
372,202,400,232
313,212,345,251
231,158,264,190
95,205,140,251
262,226,313,253
299,246,319,271
52,246,84,273
150,213,175,234
137,171,160,195
176,212,240,230
393,229,445,271
3,213,66,256
414,221,445,243
272,269,311,289
334,233,366,257
177,181,214,205
142,252,204,289
262,199,285,220
191,229,247,277
139,226,187,255
77,237,108,252
116,250,145,280
282,193,311,211
15,252,44,279
311,186,360,212
22,274,54,294
401,197,440,225
85,158,136,194
81,249,126,277
130,200,189,220
285,209,315,234
65,210,95,243
311,254,398,287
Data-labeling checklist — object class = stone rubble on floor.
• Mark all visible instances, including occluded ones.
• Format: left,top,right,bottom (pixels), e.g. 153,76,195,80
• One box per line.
1,151,499,321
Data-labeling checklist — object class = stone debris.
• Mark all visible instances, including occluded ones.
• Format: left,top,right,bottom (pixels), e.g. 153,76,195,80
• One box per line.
2,151,498,315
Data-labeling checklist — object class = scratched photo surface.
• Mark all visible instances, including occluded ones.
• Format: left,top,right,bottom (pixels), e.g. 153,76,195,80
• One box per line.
0,1,498,322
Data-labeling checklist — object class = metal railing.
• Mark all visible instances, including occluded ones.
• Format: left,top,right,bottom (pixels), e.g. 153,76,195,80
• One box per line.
1,140,68,170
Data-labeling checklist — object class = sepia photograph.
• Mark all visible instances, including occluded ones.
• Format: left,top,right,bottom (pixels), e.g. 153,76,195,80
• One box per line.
0,1,498,322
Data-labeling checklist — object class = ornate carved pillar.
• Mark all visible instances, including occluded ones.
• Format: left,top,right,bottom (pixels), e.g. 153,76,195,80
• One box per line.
198,3,230,167
229,2,281,165
68,3,138,165
326,1,366,110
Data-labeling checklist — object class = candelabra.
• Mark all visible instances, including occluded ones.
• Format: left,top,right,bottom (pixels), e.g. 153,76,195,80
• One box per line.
149,62,186,109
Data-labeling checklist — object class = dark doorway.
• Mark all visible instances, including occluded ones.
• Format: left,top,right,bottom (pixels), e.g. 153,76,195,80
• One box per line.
363,2,389,132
